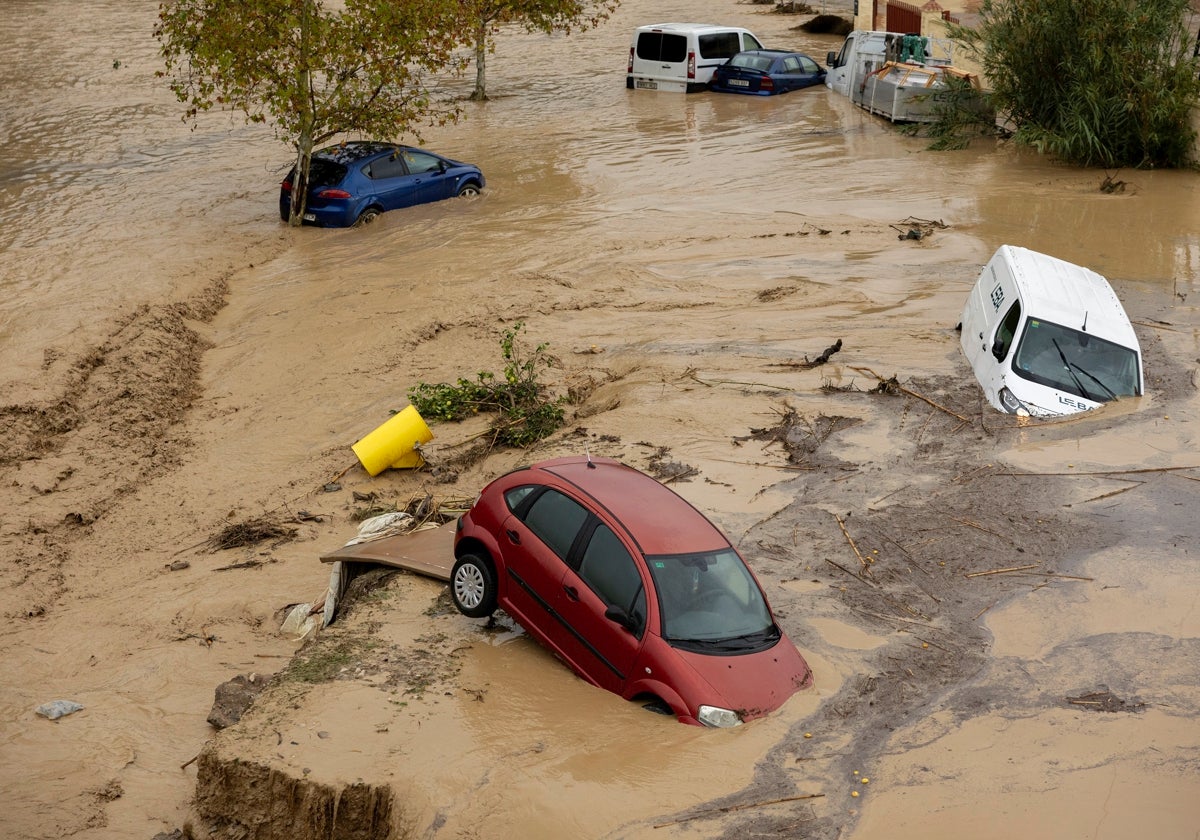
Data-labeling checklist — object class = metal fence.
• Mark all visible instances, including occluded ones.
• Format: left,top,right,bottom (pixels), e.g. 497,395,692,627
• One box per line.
884,0,960,35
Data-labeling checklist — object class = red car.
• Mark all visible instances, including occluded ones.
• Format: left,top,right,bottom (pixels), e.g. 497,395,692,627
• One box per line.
451,456,813,726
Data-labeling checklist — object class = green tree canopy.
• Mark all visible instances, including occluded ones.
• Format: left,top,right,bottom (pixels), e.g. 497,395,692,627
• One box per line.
952,0,1200,168
156,0,468,225
460,0,619,101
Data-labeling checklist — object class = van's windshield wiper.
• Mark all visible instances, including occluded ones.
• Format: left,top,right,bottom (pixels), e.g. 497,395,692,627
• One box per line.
1065,359,1118,400
1053,338,1095,401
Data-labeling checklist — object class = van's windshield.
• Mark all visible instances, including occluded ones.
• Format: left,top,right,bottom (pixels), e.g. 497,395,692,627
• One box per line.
1012,318,1141,402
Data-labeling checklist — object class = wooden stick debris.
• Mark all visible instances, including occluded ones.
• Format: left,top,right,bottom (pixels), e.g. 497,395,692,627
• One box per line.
973,599,999,620
964,564,1039,578
945,514,1008,540
653,793,825,828
825,558,876,587
834,513,872,573
848,366,971,422
685,371,793,391
328,461,356,485
1073,482,1144,505
913,635,951,652
1021,571,1094,582
1131,319,1183,333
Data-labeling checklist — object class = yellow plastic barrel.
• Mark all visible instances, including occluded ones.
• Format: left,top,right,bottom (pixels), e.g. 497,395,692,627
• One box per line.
351,405,433,476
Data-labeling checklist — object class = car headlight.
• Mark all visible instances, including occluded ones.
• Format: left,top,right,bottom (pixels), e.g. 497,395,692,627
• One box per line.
697,705,743,728
998,387,1030,417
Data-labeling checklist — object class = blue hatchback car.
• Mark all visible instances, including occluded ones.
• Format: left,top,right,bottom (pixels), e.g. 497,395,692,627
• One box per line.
279,141,485,227
710,50,826,96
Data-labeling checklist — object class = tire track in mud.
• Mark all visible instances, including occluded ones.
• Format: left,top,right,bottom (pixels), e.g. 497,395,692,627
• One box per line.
0,277,230,618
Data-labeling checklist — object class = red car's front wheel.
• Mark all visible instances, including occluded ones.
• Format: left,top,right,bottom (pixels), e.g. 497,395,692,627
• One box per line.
451,553,497,618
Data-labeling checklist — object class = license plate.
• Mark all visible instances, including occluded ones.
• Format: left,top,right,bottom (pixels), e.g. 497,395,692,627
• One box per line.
303,213,316,222
635,79,657,90
730,79,750,87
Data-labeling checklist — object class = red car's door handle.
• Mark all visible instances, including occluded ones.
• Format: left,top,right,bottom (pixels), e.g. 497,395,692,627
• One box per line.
563,585,580,601
505,528,521,544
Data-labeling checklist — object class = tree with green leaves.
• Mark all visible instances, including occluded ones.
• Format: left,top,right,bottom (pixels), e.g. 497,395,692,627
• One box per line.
156,0,469,226
460,0,620,101
949,0,1200,168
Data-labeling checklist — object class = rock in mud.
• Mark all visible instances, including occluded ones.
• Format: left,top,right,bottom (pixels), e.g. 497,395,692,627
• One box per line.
207,674,270,730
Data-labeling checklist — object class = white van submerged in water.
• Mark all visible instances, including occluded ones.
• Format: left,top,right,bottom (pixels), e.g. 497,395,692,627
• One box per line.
959,245,1144,417
626,23,765,93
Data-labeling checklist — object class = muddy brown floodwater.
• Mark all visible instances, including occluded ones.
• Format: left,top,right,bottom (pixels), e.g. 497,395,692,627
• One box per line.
2,0,1199,838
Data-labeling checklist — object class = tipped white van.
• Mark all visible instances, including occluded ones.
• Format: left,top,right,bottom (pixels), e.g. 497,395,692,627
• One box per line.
959,245,1144,417
626,23,765,93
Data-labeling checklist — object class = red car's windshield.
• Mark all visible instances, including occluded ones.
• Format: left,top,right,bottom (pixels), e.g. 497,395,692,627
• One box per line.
647,549,775,650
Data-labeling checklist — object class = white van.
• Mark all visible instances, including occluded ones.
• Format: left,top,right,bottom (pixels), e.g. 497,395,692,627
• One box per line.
626,23,765,93
958,245,1144,417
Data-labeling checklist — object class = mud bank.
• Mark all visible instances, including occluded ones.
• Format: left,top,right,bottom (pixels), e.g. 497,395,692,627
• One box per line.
195,749,395,840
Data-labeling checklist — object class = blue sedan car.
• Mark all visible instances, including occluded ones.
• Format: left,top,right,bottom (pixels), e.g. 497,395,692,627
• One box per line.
710,50,826,96
279,141,484,227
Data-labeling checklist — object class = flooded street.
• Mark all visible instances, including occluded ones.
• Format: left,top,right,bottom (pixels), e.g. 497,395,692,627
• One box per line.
1,0,1198,838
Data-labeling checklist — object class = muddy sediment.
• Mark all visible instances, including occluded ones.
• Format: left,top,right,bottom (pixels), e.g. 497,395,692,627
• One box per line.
2,0,1199,837
190,343,1198,838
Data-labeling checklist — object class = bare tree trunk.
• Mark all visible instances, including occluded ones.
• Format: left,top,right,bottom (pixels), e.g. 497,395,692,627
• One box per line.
470,17,488,101
288,130,313,227
288,0,314,226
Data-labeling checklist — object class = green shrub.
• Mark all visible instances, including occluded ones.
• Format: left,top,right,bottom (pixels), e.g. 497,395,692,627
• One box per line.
408,323,565,448
949,0,1200,167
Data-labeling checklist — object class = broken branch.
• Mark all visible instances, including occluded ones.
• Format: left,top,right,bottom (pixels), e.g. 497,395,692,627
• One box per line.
848,366,971,422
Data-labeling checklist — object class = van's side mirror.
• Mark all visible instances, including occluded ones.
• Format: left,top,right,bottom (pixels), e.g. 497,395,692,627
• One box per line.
991,339,1007,361
826,51,838,67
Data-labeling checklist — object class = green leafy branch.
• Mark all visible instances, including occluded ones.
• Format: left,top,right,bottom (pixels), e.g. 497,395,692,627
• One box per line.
408,323,565,448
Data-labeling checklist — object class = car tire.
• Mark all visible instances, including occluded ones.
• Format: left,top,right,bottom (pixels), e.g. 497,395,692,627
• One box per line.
456,182,481,198
451,553,497,618
355,207,381,226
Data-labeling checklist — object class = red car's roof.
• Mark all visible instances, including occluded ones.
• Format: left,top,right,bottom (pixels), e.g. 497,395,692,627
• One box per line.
531,456,731,556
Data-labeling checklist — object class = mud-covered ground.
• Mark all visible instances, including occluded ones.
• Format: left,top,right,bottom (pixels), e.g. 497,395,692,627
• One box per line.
2,0,1199,838
188,317,1200,839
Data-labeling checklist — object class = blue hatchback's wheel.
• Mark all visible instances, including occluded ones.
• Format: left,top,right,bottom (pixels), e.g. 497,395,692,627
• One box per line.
355,207,381,226
451,553,497,618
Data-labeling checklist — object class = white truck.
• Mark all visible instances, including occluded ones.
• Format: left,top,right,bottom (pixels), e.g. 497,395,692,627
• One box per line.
824,30,969,122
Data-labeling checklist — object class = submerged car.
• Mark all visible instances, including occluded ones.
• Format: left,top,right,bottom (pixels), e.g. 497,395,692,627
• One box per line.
450,456,813,727
278,141,484,228
959,245,1144,416
626,23,766,93
710,49,826,95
